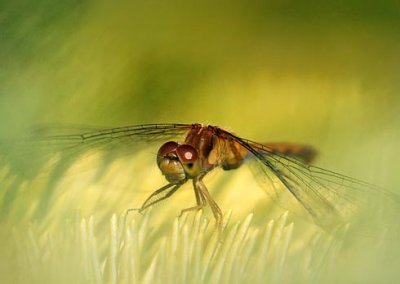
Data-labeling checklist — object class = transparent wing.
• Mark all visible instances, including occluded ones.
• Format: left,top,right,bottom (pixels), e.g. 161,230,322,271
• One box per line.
33,123,194,150
233,138,399,230
1,123,194,179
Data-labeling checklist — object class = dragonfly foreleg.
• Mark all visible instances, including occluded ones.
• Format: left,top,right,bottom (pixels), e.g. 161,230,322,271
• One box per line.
126,183,182,215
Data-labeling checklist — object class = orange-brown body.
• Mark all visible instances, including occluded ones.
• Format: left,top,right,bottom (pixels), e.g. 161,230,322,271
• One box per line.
184,124,316,172
184,125,249,171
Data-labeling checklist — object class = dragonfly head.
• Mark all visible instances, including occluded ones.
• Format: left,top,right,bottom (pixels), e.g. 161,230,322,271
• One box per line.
157,141,201,184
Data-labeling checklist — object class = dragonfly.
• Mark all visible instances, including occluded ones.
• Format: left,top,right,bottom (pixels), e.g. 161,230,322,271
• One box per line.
34,123,398,234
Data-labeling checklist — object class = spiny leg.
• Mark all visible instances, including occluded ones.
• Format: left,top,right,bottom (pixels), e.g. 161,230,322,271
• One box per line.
126,183,181,216
193,181,202,206
195,177,223,236
139,184,182,212
178,181,207,217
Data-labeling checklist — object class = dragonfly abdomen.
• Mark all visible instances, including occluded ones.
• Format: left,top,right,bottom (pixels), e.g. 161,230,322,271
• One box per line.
262,143,317,164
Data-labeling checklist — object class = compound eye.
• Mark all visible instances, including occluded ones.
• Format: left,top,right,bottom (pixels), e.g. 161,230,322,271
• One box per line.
158,141,179,157
176,144,198,163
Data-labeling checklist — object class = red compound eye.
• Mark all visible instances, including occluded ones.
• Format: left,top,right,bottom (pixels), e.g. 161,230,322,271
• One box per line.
176,144,198,163
158,141,179,157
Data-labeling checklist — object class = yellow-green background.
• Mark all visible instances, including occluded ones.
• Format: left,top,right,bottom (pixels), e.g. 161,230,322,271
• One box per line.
1,0,400,283
1,0,399,179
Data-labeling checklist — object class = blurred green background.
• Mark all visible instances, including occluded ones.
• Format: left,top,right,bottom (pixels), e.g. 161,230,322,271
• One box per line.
1,0,400,283
1,0,399,180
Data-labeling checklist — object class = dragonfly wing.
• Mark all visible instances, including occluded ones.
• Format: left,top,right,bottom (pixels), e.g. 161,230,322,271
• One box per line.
237,139,392,229
33,123,193,150
1,123,194,179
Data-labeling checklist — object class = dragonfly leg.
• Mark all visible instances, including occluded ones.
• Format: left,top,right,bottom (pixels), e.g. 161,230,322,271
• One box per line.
178,183,207,217
126,183,182,216
194,176,224,237
193,181,203,206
